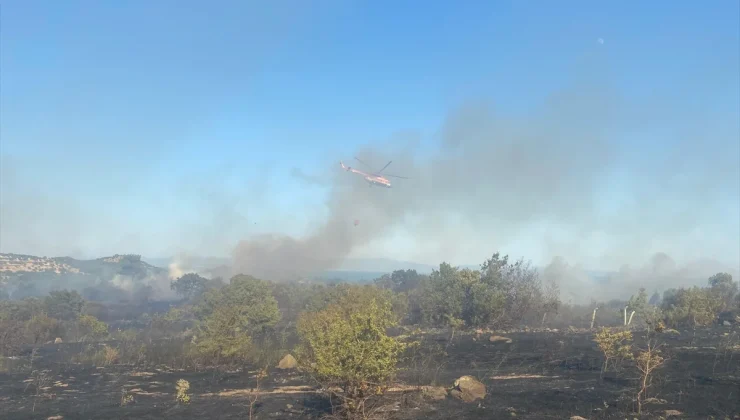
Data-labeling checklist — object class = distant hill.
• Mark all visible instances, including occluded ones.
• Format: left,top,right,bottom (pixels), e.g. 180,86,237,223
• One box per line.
3,252,617,292
142,255,439,278
140,256,513,279
5,251,734,305
0,253,168,300
317,270,388,283
334,258,437,274
143,256,230,272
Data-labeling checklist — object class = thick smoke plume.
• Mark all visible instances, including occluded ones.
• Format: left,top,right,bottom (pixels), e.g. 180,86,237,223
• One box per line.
232,78,739,282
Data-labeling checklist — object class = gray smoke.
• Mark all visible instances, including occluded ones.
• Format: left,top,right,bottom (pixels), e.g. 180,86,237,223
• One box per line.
232,76,739,282
542,252,740,304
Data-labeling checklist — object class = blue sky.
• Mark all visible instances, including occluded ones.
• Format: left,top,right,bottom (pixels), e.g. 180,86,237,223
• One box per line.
1,1,738,271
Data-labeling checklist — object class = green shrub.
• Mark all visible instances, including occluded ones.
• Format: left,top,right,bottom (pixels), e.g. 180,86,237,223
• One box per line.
0,320,25,356
44,290,85,321
662,286,723,327
593,327,633,373
194,305,253,364
193,274,280,366
196,274,281,334
25,314,62,345
77,314,109,341
297,285,409,417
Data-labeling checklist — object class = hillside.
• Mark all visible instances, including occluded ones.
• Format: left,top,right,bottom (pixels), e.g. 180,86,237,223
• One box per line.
0,253,82,275
0,253,168,301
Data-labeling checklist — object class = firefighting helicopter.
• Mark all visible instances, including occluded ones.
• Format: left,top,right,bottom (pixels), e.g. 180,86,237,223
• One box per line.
339,157,408,188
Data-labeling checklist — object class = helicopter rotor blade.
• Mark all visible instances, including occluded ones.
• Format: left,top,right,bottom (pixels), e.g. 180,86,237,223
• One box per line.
354,156,373,170
383,174,409,179
376,160,393,174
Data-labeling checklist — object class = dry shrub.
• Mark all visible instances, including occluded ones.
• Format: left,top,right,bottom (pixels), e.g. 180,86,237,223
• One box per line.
76,344,121,366
635,341,666,415
103,345,120,365
248,368,267,420
593,327,633,374
175,379,191,404
120,387,134,406
0,320,25,356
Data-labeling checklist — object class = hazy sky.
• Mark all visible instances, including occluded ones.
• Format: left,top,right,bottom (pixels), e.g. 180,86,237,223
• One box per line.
1,1,738,273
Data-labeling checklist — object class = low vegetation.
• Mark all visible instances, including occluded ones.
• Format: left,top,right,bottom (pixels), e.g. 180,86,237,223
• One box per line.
593,327,633,374
0,253,738,419
297,285,410,418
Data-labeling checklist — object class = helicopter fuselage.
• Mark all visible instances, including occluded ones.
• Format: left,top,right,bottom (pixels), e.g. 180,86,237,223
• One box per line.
365,175,392,188
340,161,398,188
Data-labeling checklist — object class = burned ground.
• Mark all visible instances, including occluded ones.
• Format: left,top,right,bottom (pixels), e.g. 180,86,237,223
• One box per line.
2,325,738,420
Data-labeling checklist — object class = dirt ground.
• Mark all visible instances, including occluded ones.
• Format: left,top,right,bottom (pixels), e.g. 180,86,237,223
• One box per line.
1,326,739,419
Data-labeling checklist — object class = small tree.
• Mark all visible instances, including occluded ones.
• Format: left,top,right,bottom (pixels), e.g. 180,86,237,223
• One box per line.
418,263,468,327
297,286,409,418
662,286,723,327
25,314,62,346
626,288,649,326
44,290,85,321
708,272,737,311
0,320,25,356
196,274,281,334
480,252,542,327
248,367,267,420
463,281,505,327
194,305,253,365
635,341,666,415
193,274,280,366
77,314,109,341
540,275,561,326
170,273,208,301
374,269,422,293
648,291,661,306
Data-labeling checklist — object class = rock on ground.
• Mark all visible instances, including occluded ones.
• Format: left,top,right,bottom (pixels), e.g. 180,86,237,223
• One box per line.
489,335,513,344
421,386,447,400
277,354,297,369
451,375,486,402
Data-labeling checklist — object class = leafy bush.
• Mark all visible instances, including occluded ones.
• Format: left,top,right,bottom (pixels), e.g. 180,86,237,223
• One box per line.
708,272,738,311
170,273,208,301
374,269,424,293
175,379,191,404
481,253,542,326
44,290,85,321
627,288,649,324
194,305,254,364
102,344,120,365
0,320,25,356
196,274,281,334
193,274,280,365
297,285,409,417
25,314,62,345
77,314,109,341
418,263,469,328
418,253,545,329
463,281,505,327
593,327,633,373
661,286,723,327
